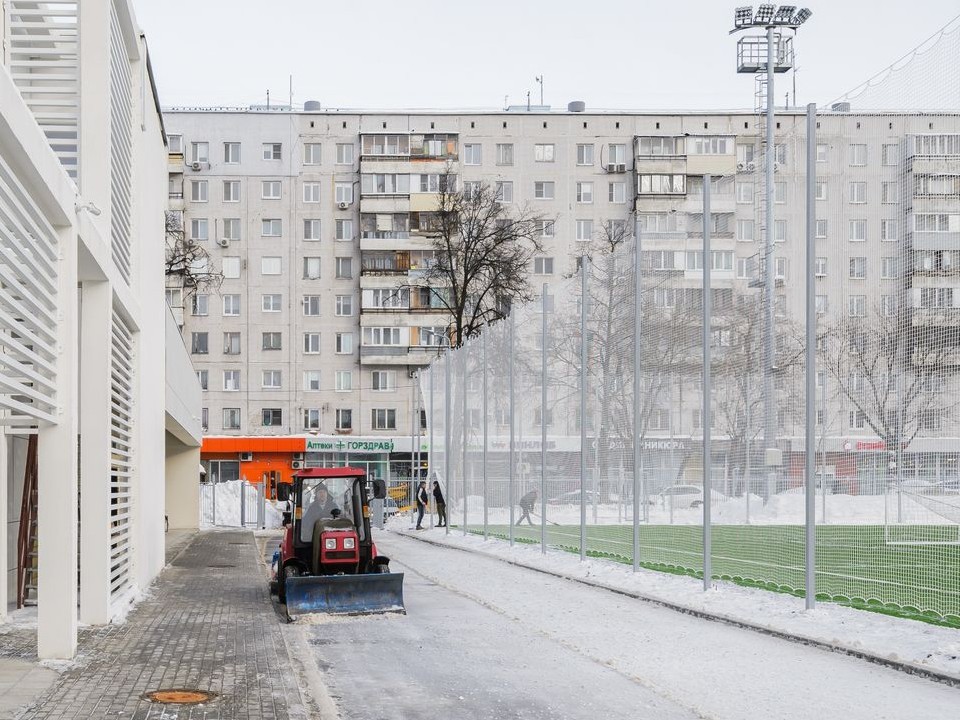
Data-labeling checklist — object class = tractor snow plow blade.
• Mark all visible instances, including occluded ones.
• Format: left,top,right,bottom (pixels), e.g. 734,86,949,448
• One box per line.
285,573,405,618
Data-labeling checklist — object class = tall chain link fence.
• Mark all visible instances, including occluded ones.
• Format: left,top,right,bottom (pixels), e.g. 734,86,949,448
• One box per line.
423,17,960,626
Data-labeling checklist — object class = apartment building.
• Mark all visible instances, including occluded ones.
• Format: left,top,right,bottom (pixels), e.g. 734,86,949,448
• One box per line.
164,105,960,491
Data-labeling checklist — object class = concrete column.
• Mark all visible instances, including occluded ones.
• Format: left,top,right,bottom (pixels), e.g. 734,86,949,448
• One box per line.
165,437,200,530
0,430,7,621
37,228,80,660
79,281,111,626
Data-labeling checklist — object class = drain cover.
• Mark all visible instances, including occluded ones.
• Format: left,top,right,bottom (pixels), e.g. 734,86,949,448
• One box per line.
144,689,217,705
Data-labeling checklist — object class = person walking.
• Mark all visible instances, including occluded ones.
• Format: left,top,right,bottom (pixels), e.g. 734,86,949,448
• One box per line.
517,488,538,526
432,480,446,527
415,480,429,530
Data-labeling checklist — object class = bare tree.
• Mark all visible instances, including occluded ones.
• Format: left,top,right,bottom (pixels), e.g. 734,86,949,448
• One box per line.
164,211,222,297
416,179,545,348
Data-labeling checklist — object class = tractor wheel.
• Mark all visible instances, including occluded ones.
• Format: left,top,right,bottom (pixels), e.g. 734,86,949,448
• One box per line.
278,565,299,604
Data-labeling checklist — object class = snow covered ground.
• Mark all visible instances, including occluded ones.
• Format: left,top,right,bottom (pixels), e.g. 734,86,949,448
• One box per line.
388,524,960,683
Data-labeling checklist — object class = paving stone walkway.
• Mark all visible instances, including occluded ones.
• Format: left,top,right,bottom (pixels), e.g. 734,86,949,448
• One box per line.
1,530,312,720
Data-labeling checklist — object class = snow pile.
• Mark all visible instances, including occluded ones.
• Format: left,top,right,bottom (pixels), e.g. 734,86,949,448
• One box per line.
200,481,284,528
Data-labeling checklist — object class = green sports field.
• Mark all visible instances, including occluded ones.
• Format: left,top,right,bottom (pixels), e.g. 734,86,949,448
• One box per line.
465,523,960,626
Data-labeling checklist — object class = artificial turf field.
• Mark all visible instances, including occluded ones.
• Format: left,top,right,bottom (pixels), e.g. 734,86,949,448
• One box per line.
463,523,960,626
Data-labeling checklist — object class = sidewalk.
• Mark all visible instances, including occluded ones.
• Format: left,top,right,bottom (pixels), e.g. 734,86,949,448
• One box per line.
1,530,315,719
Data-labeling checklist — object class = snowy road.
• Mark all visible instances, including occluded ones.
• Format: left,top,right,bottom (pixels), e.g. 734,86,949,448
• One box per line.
298,532,960,719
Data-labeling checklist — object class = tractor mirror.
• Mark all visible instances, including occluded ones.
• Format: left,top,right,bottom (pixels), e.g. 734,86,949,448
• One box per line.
371,478,387,499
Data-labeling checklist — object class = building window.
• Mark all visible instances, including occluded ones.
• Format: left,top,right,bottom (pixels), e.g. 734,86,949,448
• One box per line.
880,144,898,166
849,220,867,242
736,182,754,203
881,220,898,241
496,143,513,166
815,219,828,238
303,257,321,279
608,182,626,203
222,257,241,278
370,408,397,431
191,332,208,354
774,257,788,279
303,143,322,165
362,327,401,345
222,218,241,241
881,182,897,204
262,332,282,350
303,295,321,316
881,295,897,317
538,219,555,237
303,182,321,203
737,219,755,242
849,257,867,279
534,143,555,162
691,136,732,155
774,181,786,204
848,181,867,204
262,294,282,312
262,408,282,427
336,143,354,165
191,294,209,317
495,181,513,203
223,332,241,355
263,143,282,160
533,257,554,275
534,181,555,200
849,143,867,166
463,143,482,165
223,142,240,164
222,294,240,316
262,181,282,200
262,219,282,237
262,370,282,389
607,143,627,166
336,409,352,431
223,369,240,391
190,218,208,241
223,180,240,202
638,174,685,194
166,288,183,309
201,407,208,430
190,141,208,163
335,257,353,278
190,180,208,202
816,143,829,162
336,332,353,354
304,219,321,241
304,371,321,391
335,370,352,392
303,333,321,354
775,220,787,243
815,257,827,277
336,295,354,316
576,219,593,242
223,408,240,430
261,256,282,275
168,135,183,153
848,295,866,317
815,181,828,201
576,144,594,165
335,182,354,204
881,257,899,279
815,295,828,315
372,371,396,392
915,213,950,232
303,409,321,430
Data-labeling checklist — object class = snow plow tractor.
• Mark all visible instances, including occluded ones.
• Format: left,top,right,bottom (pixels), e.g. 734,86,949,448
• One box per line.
274,467,404,618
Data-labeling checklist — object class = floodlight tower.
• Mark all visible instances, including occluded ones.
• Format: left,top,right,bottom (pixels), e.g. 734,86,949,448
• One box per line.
731,5,812,489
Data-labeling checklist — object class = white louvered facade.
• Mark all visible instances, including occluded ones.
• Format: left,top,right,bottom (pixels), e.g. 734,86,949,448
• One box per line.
109,310,135,602
108,0,133,282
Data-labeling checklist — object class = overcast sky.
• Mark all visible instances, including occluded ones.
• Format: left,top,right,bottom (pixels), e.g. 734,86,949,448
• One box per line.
132,1,959,112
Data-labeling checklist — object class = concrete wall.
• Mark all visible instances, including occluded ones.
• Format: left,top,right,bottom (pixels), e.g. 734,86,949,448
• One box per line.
165,434,200,530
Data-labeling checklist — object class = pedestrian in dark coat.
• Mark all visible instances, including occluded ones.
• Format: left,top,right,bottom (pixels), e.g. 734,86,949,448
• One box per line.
415,481,429,530
432,480,446,527
517,488,538,526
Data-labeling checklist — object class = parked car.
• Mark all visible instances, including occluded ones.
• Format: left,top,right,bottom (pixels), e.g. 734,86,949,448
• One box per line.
547,490,601,506
657,485,726,509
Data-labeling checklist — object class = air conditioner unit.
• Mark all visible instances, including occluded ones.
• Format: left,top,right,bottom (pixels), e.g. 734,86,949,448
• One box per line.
291,460,303,470
337,201,350,210
217,238,230,248
746,162,756,172
736,162,746,171
292,452,304,461
239,452,253,462
606,163,626,173
190,161,202,171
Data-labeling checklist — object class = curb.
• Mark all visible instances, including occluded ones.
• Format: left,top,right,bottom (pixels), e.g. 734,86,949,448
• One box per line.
397,529,960,689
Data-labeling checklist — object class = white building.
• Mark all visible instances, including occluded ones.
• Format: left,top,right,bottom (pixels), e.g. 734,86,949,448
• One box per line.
0,0,202,659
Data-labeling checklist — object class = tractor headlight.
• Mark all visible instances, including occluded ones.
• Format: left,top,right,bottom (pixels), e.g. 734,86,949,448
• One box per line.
324,538,337,550
343,537,356,549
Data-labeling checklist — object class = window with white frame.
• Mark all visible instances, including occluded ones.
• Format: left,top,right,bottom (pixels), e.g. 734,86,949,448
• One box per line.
372,371,396,391
190,218,208,241
166,288,183,309
775,219,787,243
848,295,866,317
496,143,513,165
649,408,670,431
335,257,353,279
815,257,827,277
848,181,867,203
262,409,282,427
262,370,282,389
881,182,897,203
849,219,867,241
774,181,786,204
737,219,755,242
849,144,867,166
691,136,731,154
191,180,208,202
576,144,594,165
881,257,899,279
736,257,755,279
303,143,322,165
881,295,897,317
303,295,321,316
815,180,828,201
304,371,321,391
881,219,898,241
190,141,208,163
222,257,241,278
223,142,240,163
608,182,626,203
223,408,240,430
223,369,240,391
223,332,241,354
495,181,513,203
816,295,828,315
774,257,788,279
883,144,900,165
533,257,554,275
335,370,352,391
336,332,353,354
168,135,183,154
262,180,282,199
223,180,240,202
816,143,829,162
261,256,281,275
534,181,554,200
303,333,321,353
607,144,627,165
736,182,754,203
336,409,353,431
576,219,593,241
335,182,354,204
303,257,321,279
303,409,321,430
362,327,401,345
263,143,282,160
815,219,828,238
222,294,240,316
463,143,482,165
463,181,480,199
335,295,353,316
303,182,321,203
638,174,685,194
371,408,397,430
686,251,703,270
222,218,240,241
915,213,950,231
262,294,282,312
336,143,354,165
713,251,734,271
262,219,282,236
304,219,321,240
534,143,555,162
538,219,555,237
849,257,867,279
196,369,208,390
191,332,208,353
335,219,353,240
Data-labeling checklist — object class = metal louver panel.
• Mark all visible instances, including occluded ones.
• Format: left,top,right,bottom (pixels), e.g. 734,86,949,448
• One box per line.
109,0,133,283
109,310,135,602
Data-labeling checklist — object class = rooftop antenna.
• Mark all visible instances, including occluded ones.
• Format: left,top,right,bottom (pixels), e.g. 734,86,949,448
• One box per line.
266,89,270,110
526,90,530,111
535,75,544,106
504,94,509,109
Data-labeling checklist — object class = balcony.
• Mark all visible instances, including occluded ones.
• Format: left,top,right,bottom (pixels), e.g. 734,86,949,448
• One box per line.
359,345,438,366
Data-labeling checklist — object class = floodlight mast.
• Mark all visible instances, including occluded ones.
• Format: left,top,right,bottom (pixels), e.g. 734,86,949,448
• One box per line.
730,6,811,497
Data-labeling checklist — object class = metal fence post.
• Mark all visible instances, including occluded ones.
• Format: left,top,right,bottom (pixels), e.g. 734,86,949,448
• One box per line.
633,219,642,571
429,363,435,518
482,331,489,540
541,283,548,554
805,102,817,610
444,348,451,536
212,481,217,527
702,173,713,591
580,257,589,561
509,310,516,545
462,349,468,536
240,481,246,527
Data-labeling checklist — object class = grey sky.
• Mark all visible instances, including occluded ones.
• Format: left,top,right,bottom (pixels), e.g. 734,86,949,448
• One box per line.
132,0,959,111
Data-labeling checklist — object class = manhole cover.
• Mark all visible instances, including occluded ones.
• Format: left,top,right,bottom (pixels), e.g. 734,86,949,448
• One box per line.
207,564,235,568
144,689,217,705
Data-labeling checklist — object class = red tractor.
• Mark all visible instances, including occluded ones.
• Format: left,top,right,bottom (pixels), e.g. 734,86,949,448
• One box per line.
274,467,404,617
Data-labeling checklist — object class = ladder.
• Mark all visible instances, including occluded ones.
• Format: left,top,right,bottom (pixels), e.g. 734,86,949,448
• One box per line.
16,435,38,608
